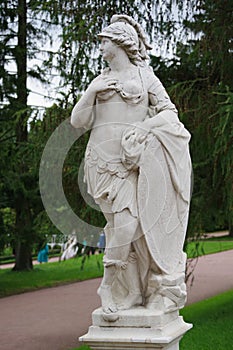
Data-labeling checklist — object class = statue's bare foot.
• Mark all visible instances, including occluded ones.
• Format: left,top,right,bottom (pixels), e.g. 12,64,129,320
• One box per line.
117,293,142,310
103,304,118,314
97,285,118,314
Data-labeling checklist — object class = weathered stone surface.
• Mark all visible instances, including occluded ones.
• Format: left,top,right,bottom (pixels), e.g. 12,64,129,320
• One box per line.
80,315,192,349
72,13,192,349
92,307,178,328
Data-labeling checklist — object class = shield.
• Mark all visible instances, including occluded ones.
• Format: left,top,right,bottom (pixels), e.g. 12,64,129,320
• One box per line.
138,135,191,274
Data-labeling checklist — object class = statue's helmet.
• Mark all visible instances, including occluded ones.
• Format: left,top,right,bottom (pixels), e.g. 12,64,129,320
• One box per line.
98,21,139,50
98,14,152,64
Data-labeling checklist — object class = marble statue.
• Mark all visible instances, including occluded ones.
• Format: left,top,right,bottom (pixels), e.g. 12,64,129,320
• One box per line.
71,14,192,318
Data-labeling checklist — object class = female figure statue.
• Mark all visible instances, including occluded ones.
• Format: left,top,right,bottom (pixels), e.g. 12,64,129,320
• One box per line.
71,15,192,315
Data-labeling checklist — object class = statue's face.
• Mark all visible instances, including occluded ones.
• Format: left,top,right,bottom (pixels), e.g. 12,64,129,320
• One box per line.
100,37,118,62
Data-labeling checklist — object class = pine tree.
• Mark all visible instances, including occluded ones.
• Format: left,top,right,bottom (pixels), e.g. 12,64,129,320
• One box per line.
0,0,61,270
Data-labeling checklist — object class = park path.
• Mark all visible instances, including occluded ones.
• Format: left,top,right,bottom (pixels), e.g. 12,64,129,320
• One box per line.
0,249,233,350
0,256,60,269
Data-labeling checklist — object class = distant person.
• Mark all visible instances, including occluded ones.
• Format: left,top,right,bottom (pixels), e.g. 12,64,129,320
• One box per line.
97,231,105,253
37,241,49,264
88,234,97,255
80,235,97,257
81,237,87,254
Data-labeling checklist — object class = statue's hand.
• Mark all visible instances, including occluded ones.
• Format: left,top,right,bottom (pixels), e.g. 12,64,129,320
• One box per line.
124,122,150,145
88,75,118,94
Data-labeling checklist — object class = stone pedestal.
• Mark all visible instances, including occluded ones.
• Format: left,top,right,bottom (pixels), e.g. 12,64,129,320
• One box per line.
79,307,192,350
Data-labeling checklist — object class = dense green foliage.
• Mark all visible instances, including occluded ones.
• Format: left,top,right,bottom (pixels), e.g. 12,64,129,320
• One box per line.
0,0,232,269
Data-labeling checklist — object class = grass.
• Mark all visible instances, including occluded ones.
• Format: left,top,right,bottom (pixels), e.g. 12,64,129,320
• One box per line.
0,236,232,298
71,289,233,350
0,254,103,297
185,239,233,258
180,289,233,349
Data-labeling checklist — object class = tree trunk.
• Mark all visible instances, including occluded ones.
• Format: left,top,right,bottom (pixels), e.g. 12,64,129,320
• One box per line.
229,223,233,238
13,0,33,271
13,242,33,271
13,194,33,271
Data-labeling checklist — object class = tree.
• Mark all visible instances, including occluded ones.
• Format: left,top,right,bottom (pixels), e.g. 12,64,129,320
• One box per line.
0,0,32,270
185,0,232,236
0,0,62,270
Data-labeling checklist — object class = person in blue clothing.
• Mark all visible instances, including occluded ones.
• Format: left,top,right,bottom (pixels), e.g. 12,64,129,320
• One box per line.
37,240,49,263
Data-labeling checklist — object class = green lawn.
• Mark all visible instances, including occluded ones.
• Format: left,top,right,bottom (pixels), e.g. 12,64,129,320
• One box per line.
180,289,233,349
72,289,233,350
0,237,232,298
185,239,233,258
0,254,103,297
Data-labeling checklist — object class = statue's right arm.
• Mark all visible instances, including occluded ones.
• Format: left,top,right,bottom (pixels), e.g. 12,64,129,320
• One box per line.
70,87,96,129
71,74,118,129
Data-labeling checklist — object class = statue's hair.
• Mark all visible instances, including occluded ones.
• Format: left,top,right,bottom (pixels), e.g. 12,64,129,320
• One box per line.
98,14,152,66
